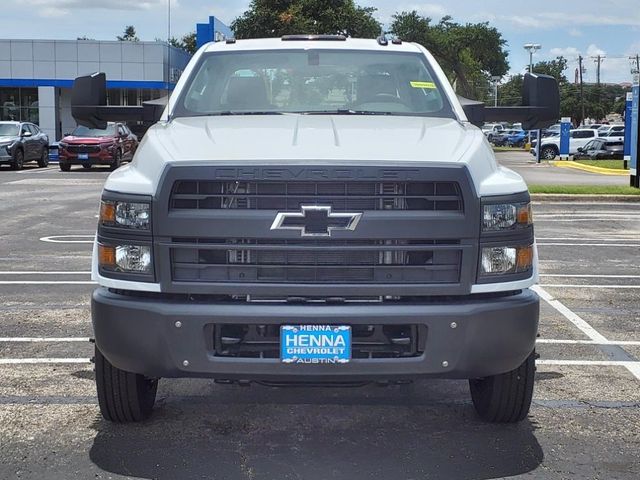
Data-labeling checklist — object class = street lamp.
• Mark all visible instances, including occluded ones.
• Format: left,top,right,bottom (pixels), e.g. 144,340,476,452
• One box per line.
491,75,501,107
524,43,542,73
524,44,542,163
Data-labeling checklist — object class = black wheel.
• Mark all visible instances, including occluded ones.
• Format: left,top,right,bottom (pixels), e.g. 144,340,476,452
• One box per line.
59,162,71,172
82,164,92,170
95,346,158,423
37,147,49,168
540,146,558,160
110,150,122,171
469,351,535,423
10,149,24,170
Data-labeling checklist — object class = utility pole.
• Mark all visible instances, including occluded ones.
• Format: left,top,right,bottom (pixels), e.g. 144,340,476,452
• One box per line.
593,55,603,86
579,55,585,125
631,54,640,74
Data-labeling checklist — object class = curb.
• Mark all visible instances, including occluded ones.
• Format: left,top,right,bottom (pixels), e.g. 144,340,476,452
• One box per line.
552,161,628,176
531,194,640,202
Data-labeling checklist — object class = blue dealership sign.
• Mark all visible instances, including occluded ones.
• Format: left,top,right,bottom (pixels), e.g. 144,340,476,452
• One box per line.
560,117,571,159
631,75,639,184
624,92,633,160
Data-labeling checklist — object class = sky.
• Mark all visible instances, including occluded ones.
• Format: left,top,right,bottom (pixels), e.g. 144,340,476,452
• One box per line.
4,0,640,84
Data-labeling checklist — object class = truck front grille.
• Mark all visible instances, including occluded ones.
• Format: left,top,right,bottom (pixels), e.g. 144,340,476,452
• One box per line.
170,239,462,284
211,324,425,359
66,145,101,154
170,180,463,212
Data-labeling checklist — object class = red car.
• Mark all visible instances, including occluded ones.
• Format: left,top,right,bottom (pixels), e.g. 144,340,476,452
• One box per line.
58,123,138,171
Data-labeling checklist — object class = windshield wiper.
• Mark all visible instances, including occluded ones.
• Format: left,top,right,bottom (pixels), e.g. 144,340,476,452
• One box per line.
202,111,285,117
300,109,398,116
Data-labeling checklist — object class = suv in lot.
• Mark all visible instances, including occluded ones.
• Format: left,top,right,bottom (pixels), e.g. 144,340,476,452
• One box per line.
0,121,49,170
72,36,558,424
532,128,598,159
58,122,138,171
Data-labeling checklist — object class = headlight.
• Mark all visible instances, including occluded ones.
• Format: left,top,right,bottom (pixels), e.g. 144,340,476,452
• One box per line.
100,200,150,230
480,245,533,276
99,244,152,274
483,202,532,231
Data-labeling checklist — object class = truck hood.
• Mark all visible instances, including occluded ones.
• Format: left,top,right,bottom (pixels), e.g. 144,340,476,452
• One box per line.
154,115,475,163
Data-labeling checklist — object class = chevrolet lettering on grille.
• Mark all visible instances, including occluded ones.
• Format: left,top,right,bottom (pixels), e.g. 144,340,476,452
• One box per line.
270,205,363,237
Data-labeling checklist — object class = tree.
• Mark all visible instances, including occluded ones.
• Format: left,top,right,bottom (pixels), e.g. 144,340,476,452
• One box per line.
169,32,197,54
117,26,139,42
232,0,382,39
390,12,509,100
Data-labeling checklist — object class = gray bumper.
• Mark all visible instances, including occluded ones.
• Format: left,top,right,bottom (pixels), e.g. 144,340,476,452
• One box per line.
92,288,539,381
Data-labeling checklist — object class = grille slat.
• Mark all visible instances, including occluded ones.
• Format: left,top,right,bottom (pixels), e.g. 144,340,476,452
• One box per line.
170,239,462,284
170,180,463,212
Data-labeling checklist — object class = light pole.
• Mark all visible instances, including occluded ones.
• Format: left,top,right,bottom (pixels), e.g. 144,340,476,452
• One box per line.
491,75,501,107
524,43,542,73
524,44,542,163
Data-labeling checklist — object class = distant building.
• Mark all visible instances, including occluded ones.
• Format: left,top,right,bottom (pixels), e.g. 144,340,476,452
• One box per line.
0,39,191,141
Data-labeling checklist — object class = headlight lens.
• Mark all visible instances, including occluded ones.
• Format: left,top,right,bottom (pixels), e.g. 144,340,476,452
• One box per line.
483,202,532,231
99,244,152,274
100,201,150,230
481,245,533,276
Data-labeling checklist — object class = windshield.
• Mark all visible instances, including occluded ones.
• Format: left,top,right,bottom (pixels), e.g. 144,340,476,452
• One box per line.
174,50,453,118
71,125,116,137
0,124,19,136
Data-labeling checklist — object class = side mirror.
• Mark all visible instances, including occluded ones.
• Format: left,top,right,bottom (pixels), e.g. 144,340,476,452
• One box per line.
577,147,584,152
64,132,71,137
461,73,560,130
71,73,166,129
22,131,32,137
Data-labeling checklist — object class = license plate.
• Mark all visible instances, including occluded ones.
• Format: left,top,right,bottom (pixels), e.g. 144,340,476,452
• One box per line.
281,325,351,364
78,153,89,160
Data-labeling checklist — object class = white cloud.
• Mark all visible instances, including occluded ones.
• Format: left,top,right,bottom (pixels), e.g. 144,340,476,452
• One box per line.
25,0,175,16
549,47,581,58
569,28,583,37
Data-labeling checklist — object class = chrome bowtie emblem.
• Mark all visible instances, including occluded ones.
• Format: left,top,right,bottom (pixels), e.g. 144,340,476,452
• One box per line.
270,205,362,237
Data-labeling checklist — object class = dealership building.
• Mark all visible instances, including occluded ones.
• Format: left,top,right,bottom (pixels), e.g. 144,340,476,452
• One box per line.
0,16,231,142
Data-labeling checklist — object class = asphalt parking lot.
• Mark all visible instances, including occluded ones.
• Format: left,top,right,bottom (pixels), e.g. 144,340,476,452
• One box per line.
1,164,639,480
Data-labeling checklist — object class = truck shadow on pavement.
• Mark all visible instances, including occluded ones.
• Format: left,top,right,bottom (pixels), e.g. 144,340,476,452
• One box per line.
89,380,543,479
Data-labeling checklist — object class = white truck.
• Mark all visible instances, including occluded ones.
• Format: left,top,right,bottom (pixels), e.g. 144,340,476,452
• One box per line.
70,35,558,424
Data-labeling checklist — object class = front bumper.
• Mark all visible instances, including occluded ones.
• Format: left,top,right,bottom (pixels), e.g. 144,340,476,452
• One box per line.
59,151,113,165
92,287,539,382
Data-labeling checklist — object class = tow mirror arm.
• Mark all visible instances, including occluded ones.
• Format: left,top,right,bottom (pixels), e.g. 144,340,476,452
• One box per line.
71,73,167,129
460,73,560,131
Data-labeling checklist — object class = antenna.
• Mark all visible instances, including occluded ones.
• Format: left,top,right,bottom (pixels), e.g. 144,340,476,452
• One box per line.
166,0,171,120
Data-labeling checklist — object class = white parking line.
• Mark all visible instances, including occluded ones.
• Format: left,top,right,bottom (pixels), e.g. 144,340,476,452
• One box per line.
533,285,640,381
540,285,640,289
0,337,91,343
537,360,640,368
0,272,91,275
39,235,94,244
540,274,640,279
537,339,640,346
538,243,640,247
0,358,91,365
0,281,96,285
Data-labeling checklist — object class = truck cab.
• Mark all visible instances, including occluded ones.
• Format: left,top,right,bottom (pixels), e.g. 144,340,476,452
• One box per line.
74,36,558,424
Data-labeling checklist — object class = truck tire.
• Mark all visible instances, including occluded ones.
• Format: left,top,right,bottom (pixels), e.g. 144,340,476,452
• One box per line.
95,346,158,423
59,162,71,172
469,351,535,423
540,146,558,160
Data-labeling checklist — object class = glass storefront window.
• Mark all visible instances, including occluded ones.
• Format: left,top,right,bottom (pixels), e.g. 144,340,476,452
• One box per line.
0,87,39,124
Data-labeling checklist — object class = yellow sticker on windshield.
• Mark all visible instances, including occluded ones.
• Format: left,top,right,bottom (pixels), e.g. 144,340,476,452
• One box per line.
410,81,437,89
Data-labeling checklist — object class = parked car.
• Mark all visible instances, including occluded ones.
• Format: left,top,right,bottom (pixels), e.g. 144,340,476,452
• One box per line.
541,123,561,138
491,129,528,148
481,123,504,142
573,139,624,160
531,128,598,160
600,129,625,143
0,121,49,170
58,122,138,171
597,125,624,136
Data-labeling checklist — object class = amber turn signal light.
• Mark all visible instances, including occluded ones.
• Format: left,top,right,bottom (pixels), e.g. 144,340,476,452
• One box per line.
516,245,534,272
98,244,116,268
100,201,116,224
517,204,532,226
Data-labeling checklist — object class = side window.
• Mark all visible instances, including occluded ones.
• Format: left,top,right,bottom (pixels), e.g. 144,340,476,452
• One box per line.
28,124,39,135
20,124,29,135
